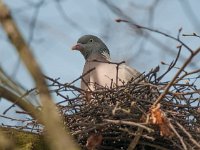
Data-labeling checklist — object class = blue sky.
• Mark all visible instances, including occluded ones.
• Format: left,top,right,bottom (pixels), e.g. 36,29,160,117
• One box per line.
0,0,199,125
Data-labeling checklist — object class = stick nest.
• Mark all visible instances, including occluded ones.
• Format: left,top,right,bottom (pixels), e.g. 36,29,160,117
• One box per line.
61,71,200,150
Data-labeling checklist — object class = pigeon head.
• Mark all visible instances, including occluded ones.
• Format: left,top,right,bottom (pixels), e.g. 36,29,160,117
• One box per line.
72,35,110,60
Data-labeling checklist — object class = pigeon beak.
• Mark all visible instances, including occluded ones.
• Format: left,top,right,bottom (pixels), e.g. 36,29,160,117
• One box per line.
72,43,84,51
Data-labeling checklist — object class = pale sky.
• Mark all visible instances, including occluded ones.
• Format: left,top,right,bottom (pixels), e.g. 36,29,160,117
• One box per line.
0,0,199,125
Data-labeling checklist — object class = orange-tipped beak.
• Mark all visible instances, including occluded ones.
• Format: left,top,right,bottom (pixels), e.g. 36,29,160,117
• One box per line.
71,43,84,51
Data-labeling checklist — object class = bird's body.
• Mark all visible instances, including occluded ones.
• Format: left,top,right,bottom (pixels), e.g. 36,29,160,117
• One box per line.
72,35,141,91
81,54,140,90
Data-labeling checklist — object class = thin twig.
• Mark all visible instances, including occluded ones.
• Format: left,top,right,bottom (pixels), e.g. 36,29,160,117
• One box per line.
127,127,144,150
104,119,153,133
176,121,200,148
168,120,187,150
153,47,200,105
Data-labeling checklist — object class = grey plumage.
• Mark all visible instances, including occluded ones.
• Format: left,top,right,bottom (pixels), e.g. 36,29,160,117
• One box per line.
72,35,141,90
75,35,110,60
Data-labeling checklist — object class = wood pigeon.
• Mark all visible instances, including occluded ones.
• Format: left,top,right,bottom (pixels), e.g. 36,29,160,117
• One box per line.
72,35,141,91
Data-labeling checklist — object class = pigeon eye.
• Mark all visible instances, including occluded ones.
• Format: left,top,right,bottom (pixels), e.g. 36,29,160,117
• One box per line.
89,39,94,42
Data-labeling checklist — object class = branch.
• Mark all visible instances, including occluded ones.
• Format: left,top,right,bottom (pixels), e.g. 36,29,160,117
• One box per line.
116,19,193,53
153,47,200,105
0,1,78,150
127,127,144,150
176,122,200,148
115,18,200,105
0,86,40,120
168,120,187,150
104,119,153,133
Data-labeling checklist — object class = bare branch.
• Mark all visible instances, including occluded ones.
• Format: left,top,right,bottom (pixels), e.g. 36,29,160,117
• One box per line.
0,1,78,150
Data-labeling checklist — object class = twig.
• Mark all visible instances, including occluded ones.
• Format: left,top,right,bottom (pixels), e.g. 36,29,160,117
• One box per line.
0,86,40,120
175,68,200,83
182,33,200,38
0,2,78,150
139,142,169,150
157,45,182,81
127,127,144,150
68,67,96,86
116,19,193,53
168,120,187,150
3,88,36,115
104,119,153,133
176,121,200,148
153,47,200,106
